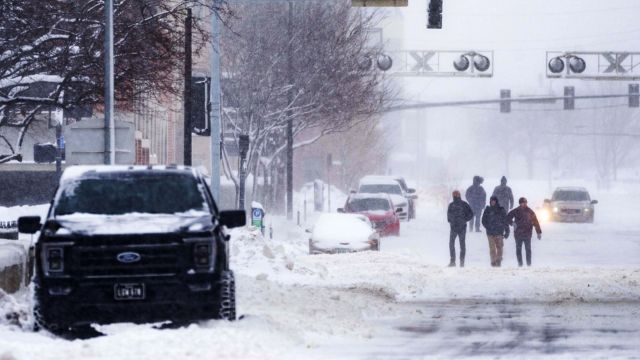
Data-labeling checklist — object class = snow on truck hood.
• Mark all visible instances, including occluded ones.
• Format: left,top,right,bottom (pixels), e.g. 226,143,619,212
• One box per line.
54,211,212,235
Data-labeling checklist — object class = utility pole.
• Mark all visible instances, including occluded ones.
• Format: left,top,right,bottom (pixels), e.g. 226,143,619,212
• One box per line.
210,0,222,201
184,8,193,166
286,0,294,220
104,0,115,164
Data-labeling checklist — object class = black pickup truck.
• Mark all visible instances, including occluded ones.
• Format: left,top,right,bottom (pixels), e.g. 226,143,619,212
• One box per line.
18,166,245,334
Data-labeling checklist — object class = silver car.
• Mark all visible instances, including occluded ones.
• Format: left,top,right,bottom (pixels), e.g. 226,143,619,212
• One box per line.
544,187,598,223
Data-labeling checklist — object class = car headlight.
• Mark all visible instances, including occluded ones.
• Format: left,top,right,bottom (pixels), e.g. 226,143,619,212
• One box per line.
552,207,559,213
584,208,590,212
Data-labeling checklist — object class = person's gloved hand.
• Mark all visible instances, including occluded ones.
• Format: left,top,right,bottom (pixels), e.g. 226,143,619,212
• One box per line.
537,233,542,240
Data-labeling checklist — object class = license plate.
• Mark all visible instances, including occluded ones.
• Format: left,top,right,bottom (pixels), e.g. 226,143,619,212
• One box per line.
334,248,352,253
114,283,145,301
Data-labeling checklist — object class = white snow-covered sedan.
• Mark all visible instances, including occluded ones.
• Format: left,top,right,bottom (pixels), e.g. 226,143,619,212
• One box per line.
308,213,380,254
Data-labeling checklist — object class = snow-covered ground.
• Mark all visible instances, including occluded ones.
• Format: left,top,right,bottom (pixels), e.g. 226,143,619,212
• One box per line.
0,180,639,359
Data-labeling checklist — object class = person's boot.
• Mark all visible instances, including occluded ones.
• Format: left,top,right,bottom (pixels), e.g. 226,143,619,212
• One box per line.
448,259,456,267
497,260,502,267
460,259,465,268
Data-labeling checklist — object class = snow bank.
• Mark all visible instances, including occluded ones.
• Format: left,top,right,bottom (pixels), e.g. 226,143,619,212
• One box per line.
230,215,640,304
0,204,49,223
289,252,640,303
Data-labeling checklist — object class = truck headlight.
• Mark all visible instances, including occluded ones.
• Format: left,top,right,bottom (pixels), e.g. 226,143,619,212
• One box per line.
553,207,559,213
194,242,212,267
584,208,590,212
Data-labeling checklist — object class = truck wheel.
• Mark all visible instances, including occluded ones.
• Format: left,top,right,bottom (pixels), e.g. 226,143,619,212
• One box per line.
33,303,69,336
217,271,236,321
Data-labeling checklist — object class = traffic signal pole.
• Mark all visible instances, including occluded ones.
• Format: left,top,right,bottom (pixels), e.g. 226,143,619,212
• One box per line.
210,0,222,201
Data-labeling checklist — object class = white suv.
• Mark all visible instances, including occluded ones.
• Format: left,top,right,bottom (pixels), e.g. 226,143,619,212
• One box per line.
358,176,409,221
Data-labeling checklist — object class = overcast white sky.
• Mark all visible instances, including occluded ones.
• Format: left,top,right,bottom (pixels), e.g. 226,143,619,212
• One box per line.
377,0,640,181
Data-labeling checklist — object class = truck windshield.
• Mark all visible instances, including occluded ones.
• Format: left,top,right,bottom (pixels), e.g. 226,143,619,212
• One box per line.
552,191,590,201
54,174,209,216
348,198,390,212
359,184,402,195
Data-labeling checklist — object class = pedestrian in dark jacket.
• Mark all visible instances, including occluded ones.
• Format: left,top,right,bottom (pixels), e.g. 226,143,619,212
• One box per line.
506,197,542,267
447,190,474,267
481,196,509,267
465,176,486,232
492,176,514,211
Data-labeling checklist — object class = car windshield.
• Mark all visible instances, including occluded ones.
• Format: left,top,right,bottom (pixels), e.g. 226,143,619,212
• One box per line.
54,174,209,216
348,198,390,212
552,191,590,202
359,184,402,195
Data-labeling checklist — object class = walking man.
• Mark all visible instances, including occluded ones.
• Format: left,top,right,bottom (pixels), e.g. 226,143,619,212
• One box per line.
507,197,542,267
481,196,510,267
492,176,514,211
447,190,474,267
465,176,486,232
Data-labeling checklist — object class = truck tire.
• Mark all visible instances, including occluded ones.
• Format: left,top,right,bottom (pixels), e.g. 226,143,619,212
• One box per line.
217,271,236,321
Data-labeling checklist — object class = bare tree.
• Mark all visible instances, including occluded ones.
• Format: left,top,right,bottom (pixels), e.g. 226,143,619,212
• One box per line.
220,0,394,206
0,0,230,162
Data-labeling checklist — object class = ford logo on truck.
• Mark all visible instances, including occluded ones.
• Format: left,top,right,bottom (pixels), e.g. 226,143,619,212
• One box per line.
117,252,141,263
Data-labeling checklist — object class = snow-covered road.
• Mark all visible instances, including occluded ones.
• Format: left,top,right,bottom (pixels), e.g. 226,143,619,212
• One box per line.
1,180,639,359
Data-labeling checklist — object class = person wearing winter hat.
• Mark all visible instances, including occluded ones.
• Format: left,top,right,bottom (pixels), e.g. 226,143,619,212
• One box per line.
482,196,510,267
447,190,474,267
492,176,514,211
507,197,542,267
465,176,487,232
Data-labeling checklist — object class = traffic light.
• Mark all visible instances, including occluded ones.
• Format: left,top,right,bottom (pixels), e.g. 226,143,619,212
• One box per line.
427,0,443,29
564,86,575,110
630,84,639,108
500,89,511,113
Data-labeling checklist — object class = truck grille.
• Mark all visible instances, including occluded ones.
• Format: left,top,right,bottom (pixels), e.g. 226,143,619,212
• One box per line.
560,209,581,215
70,243,183,277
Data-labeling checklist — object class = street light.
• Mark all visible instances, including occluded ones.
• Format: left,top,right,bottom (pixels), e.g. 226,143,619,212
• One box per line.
453,55,470,71
453,52,491,73
548,57,565,73
568,56,586,73
377,54,393,71
548,54,586,74
473,54,491,72
358,54,393,71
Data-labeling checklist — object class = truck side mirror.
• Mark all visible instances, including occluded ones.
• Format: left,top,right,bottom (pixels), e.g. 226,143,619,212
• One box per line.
407,188,416,194
18,216,41,234
396,208,403,214
337,208,345,213
591,200,598,205
218,210,246,229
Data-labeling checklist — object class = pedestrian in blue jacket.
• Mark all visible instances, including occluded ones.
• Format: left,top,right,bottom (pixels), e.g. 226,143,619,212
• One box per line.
465,176,486,232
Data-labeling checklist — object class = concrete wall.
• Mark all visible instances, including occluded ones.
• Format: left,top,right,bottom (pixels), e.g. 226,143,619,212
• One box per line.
0,163,63,207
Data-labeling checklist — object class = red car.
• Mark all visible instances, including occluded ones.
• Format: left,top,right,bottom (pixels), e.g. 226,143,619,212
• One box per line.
338,193,400,236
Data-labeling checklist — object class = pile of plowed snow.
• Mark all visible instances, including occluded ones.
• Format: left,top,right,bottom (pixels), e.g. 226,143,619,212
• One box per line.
230,220,640,304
